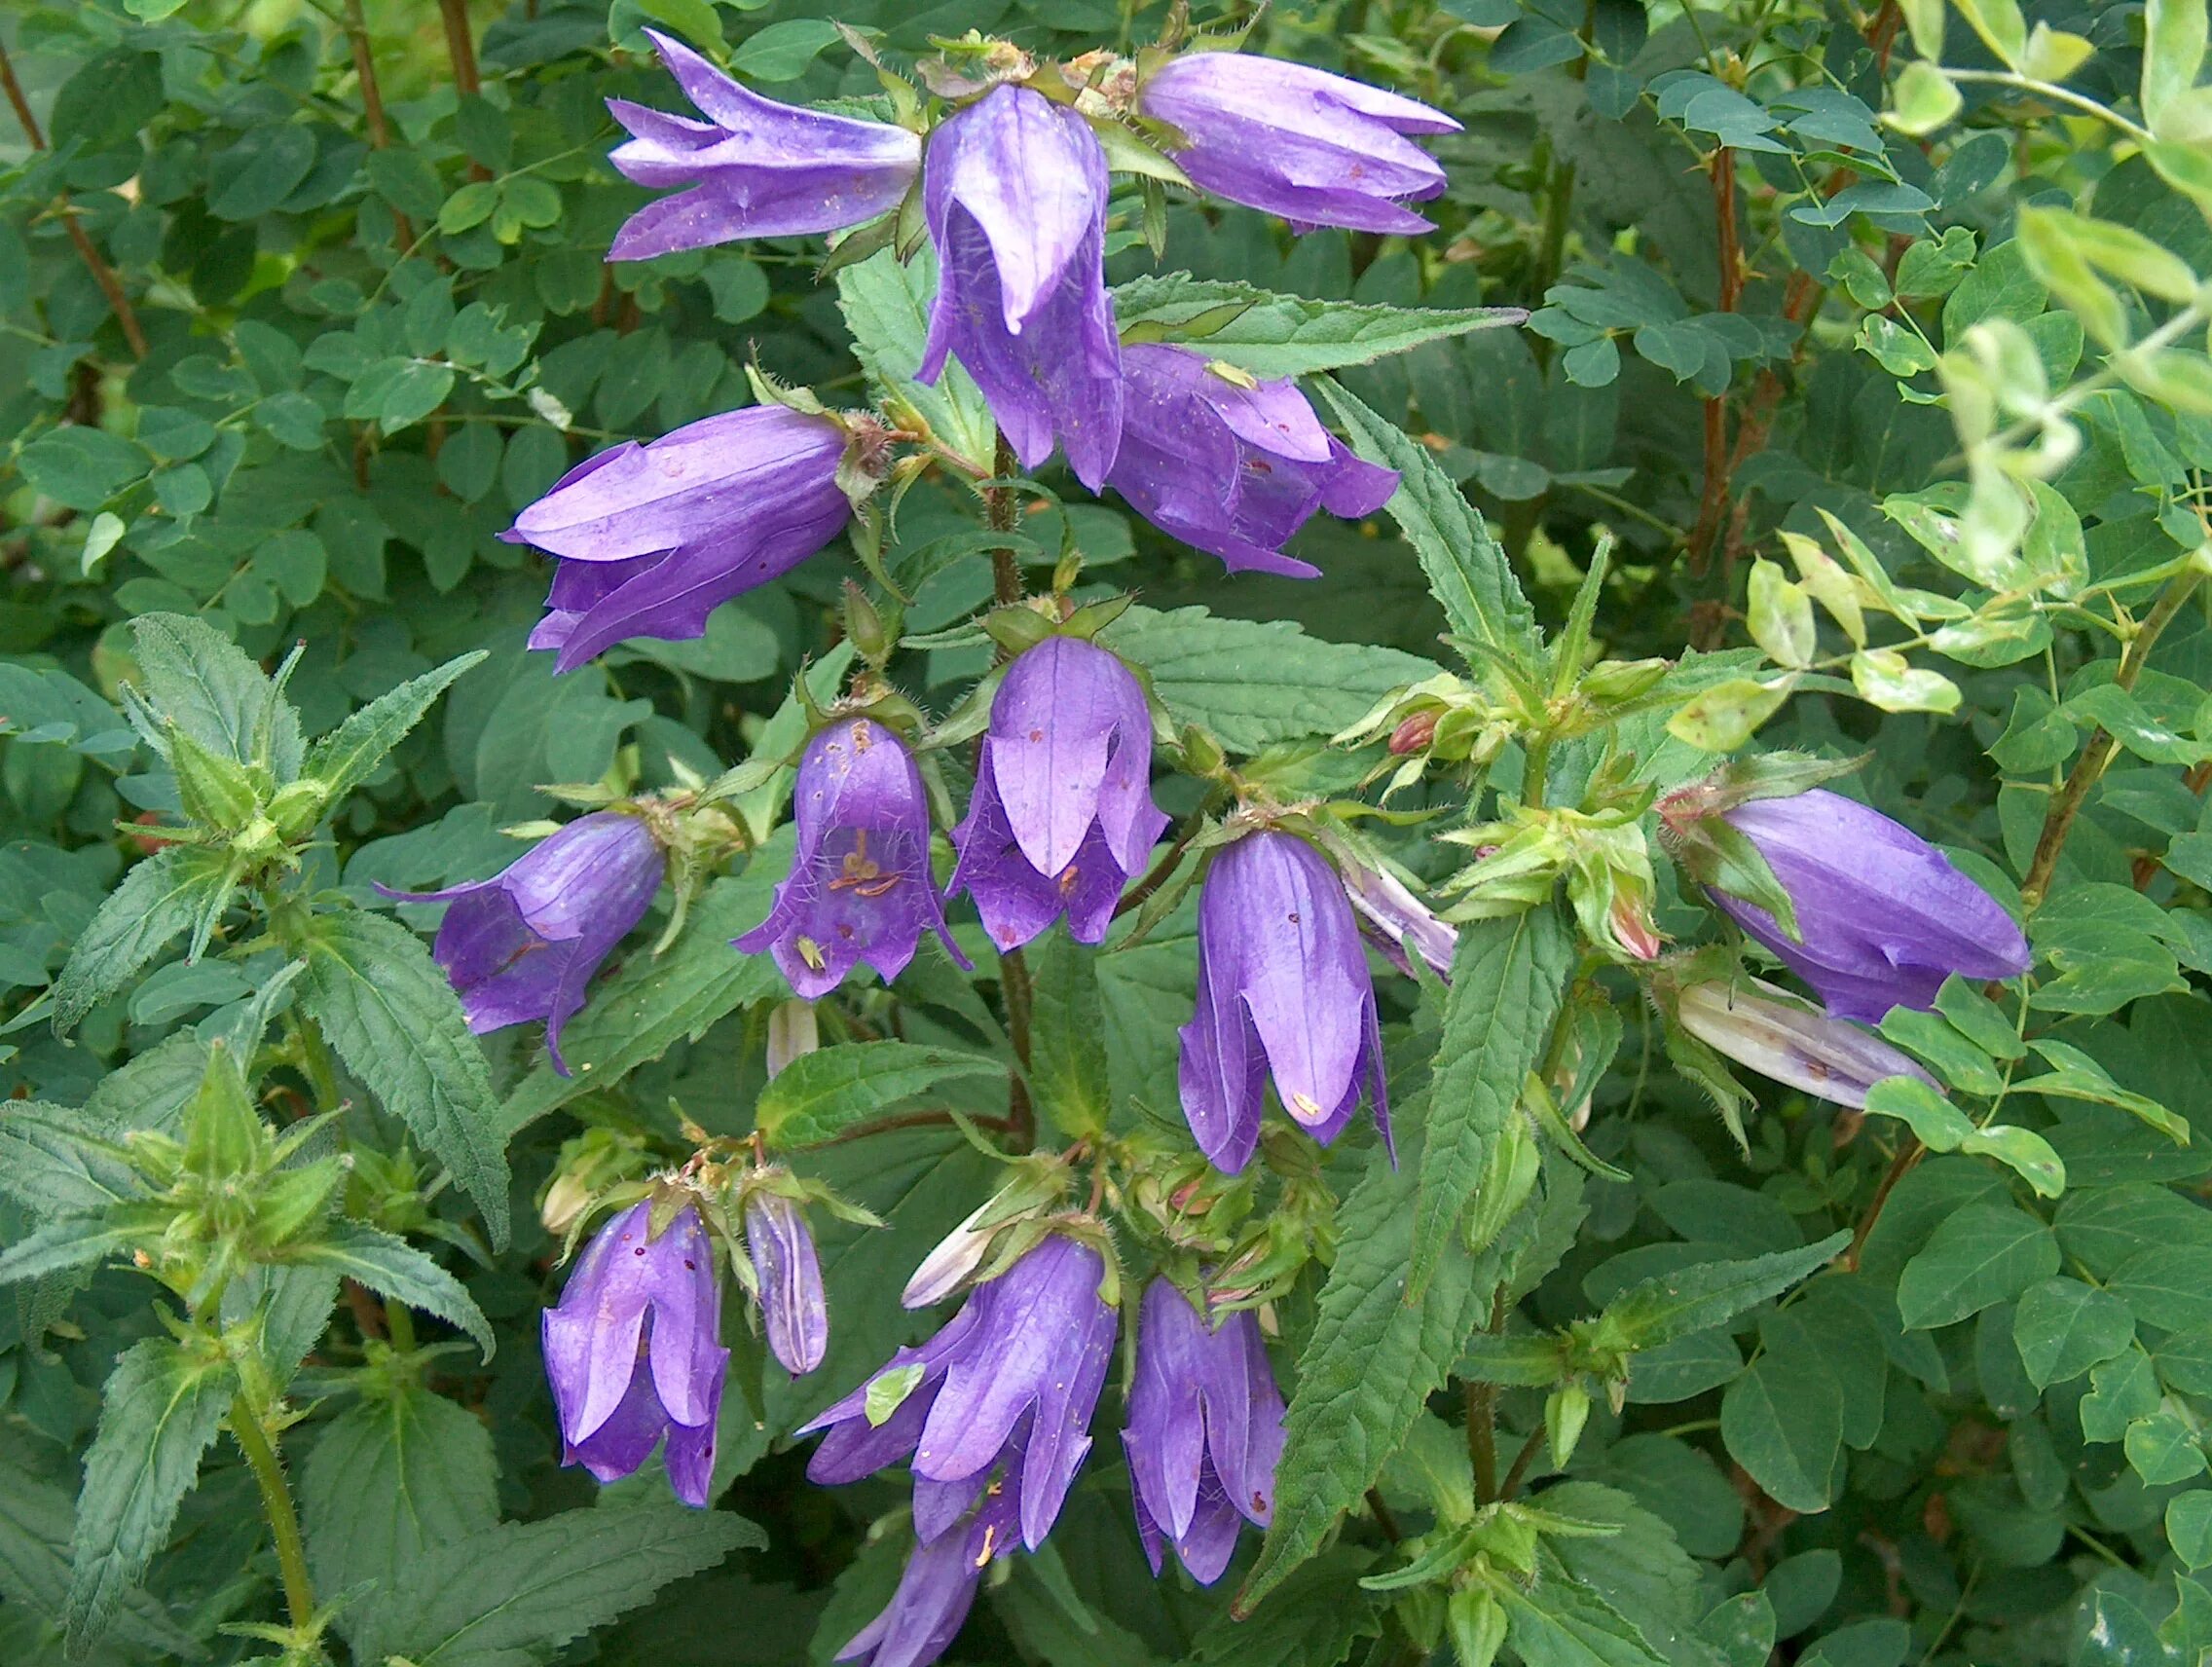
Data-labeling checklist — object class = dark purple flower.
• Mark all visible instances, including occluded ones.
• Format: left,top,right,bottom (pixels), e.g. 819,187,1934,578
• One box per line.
733,717,969,999
1106,345,1396,578
947,636,1166,952
1179,831,1391,1174
745,1191,827,1376
1124,1280,1284,1584
1137,53,1458,235
1711,789,2031,1023
917,85,1122,490
607,30,921,260
376,811,662,1076
802,1233,1116,1553
541,1201,727,1506
506,405,851,674
833,1487,1017,1667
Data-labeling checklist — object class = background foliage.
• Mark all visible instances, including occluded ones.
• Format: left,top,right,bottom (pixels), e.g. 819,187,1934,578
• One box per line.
3,0,2212,1665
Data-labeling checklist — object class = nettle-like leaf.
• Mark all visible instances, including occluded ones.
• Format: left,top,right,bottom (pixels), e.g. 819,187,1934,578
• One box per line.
1111,272,1525,378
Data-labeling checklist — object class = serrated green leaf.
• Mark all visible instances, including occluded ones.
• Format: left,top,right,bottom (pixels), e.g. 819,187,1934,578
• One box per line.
1112,273,1524,378
0,1449,207,1659
836,245,998,475
1023,933,1109,1141
129,611,303,776
0,1101,144,1216
756,1042,1005,1150
289,1224,494,1359
1602,1232,1850,1349
53,847,240,1034
300,909,510,1247
64,1338,235,1649
306,650,487,805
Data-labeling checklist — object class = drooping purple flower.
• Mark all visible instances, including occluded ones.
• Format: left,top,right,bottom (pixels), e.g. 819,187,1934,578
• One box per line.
802,1233,1116,1553
1137,53,1459,234
833,1486,1017,1667
1674,977,1938,1110
734,717,969,998
947,636,1166,952
505,405,852,674
1709,789,2031,1023
541,1201,727,1506
1339,856,1456,981
607,30,922,261
1179,830,1391,1175
376,811,663,1076
745,1191,827,1376
917,85,1122,490
1124,1280,1284,1584
1106,345,1396,578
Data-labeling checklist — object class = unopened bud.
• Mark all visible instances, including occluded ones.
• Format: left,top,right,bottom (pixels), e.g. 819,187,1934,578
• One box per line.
765,1000,819,1081
1675,977,1936,1110
902,1201,997,1309
841,580,894,665
1387,709,1440,755
1609,892,1663,961
541,1170,595,1239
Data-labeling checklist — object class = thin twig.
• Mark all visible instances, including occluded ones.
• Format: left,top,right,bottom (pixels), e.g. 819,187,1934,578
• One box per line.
437,0,493,181
1688,145,1741,571
343,0,414,244
1498,1426,1547,1501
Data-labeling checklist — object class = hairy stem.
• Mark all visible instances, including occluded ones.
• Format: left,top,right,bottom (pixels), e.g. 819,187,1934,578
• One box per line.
2020,565,2204,909
985,433,1022,605
231,1393,316,1632
0,40,148,359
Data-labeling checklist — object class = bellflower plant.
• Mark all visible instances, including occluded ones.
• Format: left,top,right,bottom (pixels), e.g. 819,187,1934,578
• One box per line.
606,31,922,259
1136,53,1459,233
377,810,664,1076
1179,830,1392,1174
917,84,1122,489
743,1190,827,1376
947,635,1166,950
1106,345,1398,577
1124,1279,1285,1584
541,1201,727,1506
504,405,858,674
734,716,969,998
802,1232,1116,1552
1692,788,2032,1022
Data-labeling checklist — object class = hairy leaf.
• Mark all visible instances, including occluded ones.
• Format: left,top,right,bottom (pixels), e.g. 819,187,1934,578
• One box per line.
755,1041,1006,1150
289,1224,495,1359
1112,272,1525,378
53,847,238,1033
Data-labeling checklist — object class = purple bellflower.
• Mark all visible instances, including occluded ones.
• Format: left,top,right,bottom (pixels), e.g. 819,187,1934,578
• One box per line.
1138,53,1459,235
802,1232,1116,1554
745,1192,828,1376
377,810,662,1076
733,716,969,998
1179,830,1392,1175
1709,789,2031,1023
947,636,1166,951
1107,345,1396,578
541,1201,727,1506
918,85,1122,490
833,1486,1018,1667
506,405,853,674
607,31,922,260
1124,1280,1285,1584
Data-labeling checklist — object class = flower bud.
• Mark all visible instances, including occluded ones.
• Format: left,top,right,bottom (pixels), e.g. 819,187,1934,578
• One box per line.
765,1000,819,1081
902,1200,998,1310
1387,709,1439,755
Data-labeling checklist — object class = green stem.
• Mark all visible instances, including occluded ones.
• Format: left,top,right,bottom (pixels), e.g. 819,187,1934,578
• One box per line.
231,1393,316,1632
1522,739,1552,809
2019,564,2204,909
1940,68,2155,143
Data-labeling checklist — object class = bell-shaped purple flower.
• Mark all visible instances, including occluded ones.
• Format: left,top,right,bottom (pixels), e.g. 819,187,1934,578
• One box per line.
1137,53,1459,235
1124,1280,1284,1584
802,1233,1116,1553
541,1201,728,1506
733,717,969,999
833,1487,1017,1667
745,1191,827,1376
917,85,1122,490
376,811,663,1076
607,30,922,261
506,405,852,674
1179,831,1391,1175
1107,345,1396,578
1710,789,2031,1023
947,637,1166,951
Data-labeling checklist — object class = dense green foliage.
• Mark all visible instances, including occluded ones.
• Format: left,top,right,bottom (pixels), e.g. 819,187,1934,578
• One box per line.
4,0,2212,1665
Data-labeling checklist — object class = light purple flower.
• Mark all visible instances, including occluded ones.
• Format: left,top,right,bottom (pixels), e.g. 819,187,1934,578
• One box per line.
802,1233,1116,1553
1711,790,2031,1023
1675,977,1938,1110
1137,53,1459,235
1340,856,1456,981
1107,345,1396,578
947,636,1166,952
376,811,662,1076
1124,1280,1284,1584
504,405,851,674
607,30,922,261
745,1191,827,1376
833,1487,1017,1667
1179,830,1391,1174
917,85,1122,490
541,1201,727,1506
733,717,969,999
